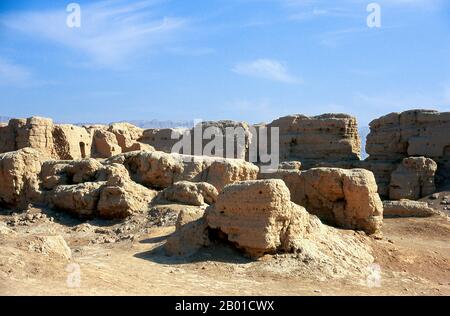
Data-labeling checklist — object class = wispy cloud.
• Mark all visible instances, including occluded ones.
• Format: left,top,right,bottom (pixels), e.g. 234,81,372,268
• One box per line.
1,0,187,68
0,58,32,86
232,59,301,83
280,0,445,21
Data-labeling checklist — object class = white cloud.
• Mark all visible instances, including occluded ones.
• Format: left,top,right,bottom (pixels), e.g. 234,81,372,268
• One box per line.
1,0,187,67
232,59,301,83
0,58,33,87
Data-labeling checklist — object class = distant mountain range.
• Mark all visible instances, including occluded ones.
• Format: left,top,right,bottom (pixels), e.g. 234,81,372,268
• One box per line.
359,126,370,159
0,116,194,129
70,119,195,129
0,116,11,123
117,119,195,129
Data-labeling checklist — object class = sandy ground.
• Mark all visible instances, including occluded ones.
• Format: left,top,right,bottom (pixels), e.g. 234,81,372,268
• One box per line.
1,198,449,296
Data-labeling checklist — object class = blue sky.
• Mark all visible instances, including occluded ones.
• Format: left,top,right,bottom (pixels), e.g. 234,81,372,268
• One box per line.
0,0,449,126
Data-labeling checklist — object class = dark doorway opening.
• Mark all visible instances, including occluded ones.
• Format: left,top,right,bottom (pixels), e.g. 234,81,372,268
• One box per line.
80,142,86,158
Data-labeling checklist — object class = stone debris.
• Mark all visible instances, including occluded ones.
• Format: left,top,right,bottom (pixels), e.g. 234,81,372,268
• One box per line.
383,200,442,218
20,235,72,261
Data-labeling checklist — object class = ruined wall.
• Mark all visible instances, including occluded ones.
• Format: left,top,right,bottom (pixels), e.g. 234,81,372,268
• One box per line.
140,128,189,154
139,115,360,166
267,114,361,168
365,109,450,196
52,124,93,160
139,121,252,160
0,117,149,160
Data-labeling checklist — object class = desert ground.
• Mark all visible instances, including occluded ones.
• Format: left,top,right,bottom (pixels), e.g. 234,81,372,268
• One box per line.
1,196,449,296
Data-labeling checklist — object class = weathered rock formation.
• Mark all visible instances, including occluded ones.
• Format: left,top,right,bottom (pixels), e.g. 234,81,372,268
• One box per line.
366,110,450,196
389,157,437,200
0,117,93,160
260,168,383,234
267,114,361,167
43,160,157,219
0,148,43,209
383,200,441,218
105,151,259,191
0,116,150,160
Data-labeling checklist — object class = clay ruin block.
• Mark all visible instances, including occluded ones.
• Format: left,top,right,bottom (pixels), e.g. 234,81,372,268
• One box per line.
105,150,259,191
366,109,450,193
389,157,437,200
0,148,43,209
261,167,383,234
267,114,361,166
206,179,322,257
383,200,441,218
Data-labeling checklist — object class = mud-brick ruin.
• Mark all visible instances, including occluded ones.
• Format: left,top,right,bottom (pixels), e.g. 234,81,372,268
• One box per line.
0,109,449,262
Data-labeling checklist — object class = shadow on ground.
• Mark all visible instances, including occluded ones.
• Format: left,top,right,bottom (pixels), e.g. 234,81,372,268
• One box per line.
134,234,254,265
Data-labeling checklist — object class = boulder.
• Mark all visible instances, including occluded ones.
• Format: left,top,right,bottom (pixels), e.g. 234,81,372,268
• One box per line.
160,181,218,206
383,200,441,218
389,157,437,200
0,148,43,209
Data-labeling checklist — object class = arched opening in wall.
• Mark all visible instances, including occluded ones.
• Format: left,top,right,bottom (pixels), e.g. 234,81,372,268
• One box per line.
79,142,86,158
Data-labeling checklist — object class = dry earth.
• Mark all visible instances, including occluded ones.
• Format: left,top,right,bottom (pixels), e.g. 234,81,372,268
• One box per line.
1,197,449,296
